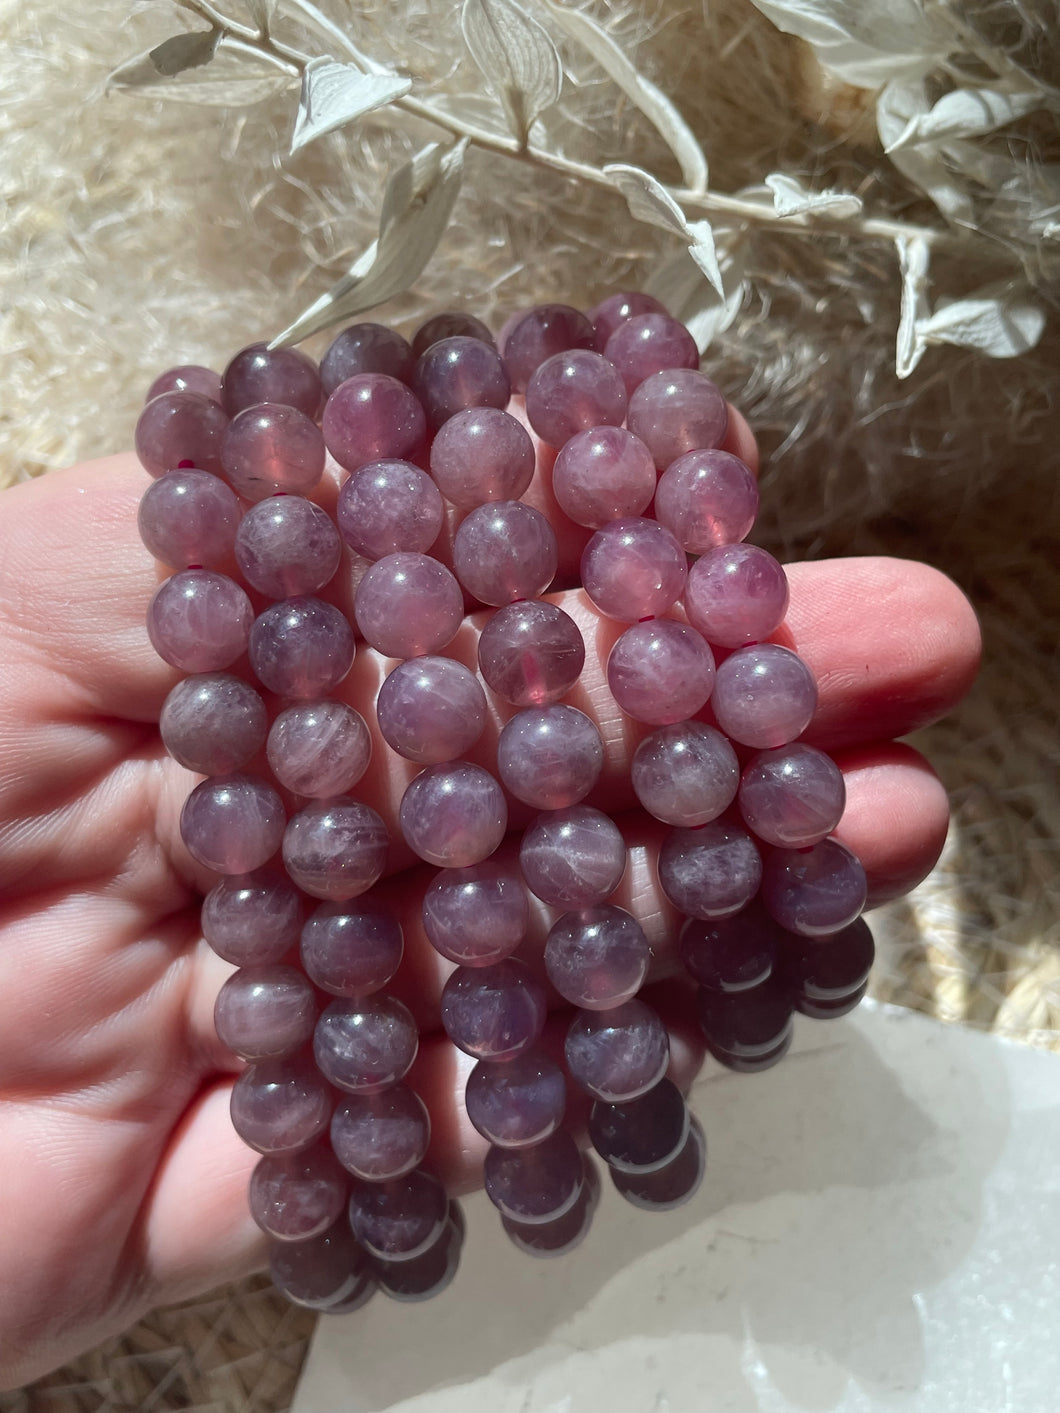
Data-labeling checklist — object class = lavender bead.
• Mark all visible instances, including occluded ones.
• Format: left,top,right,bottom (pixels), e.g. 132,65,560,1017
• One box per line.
230,1053,332,1154
551,426,656,529
314,995,418,1093
761,838,868,937
348,1169,448,1261
180,774,285,874
684,544,789,649
519,805,625,907
698,974,793,1068
497,705,603,809
501,303,596,393
413,336,510,430
606,619,715,725
283,797,388,901
611,1119,705,1210
221,404,326,501
336,460,444,560
465,1051,566,1147
525,350,628,448
267,701,372,797
160,673,266,775
354,553,463,659
321,323,415,394
604,313,699,395
658,822,762,921
565,999,669,1101
484,1130,584,1224
221,342,322,419
147,569,252,673
399,762,507,868
503,1162,597,1258
301,899,403,997
588,291,669,349
428,406,536,508
138,468,240,568
249,1144,348,1241
627,369,728,469
589,1078,689,1173
235,495,340,597
581,517,687,622
739,742,845,849
249,596,355,699
135,391,228,478
478,599,585,706
322,373,426,473
146,364,222,403
453,501,558,606
545,905,650,1010
201,870,302,966
413,311,494,357
214,964,317,1060
376,656,486,763
655,449,759,552
269,1222,372,1309
331,1085,431,1181
440,959,546,1061
679,903,781,992
631,721,738,827
711,644,818,749
422,863,529,967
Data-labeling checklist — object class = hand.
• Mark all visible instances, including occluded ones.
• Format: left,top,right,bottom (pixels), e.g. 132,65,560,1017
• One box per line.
0,425,979,1389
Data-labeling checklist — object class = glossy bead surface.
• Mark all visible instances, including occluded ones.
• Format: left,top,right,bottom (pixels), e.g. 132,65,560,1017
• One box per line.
606,619,715,725
545,905,650,1010
146,364,222,403
267,701,372,797
711,644,818,749
679,904,781,992
453,501,557,606
399,762,507,868
322,373,426,473
477,599,585,706
354,553,463,659
610,1119,705,1210
551,426,656,529
371,1218,462,1302
658,822,762,920
412,310,494,357
502,1164,597,1259
782,916,875,1007
519,805,625,908
221,404,326,501
684,544,789,649
348,1169,448,1261
581,517,687,622
336,460,444,560
698,974,793,1066
300,900,403,997
230,1053,332,1154
626,368,728,469
761,838,868,937
180,774,285,874
201,871,303,967
249,1144,348,1241
564,999,669,1102
589,1078,689,1173
440,959,547,1061
465,1051,566,1147
501,303,595,393
214,964,317,1061
147,569,252,673
738,742,846,848
496,705,603,809
249,597,355,699
412,336,510,430
422,863,529,966
485,1130,584,1224
135,391,228,478
221,343,322,419
269,1222,372,1310
137,468,240,568
283,798,388,901
331,1085,430,1181
525,350,627,448
631,721,738,827
654,449,758,552
314,995,418,1093
428,406,536,508
160,672,266,775
588,291,668,348
604,312,699,394
235,495,340,598
321,322,415,393
376,657,486,764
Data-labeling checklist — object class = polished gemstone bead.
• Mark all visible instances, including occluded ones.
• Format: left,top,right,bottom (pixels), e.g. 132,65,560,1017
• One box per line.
484,1130,584,1224
138,468,241,568
564,998,669,1101
160,672,266,775
581,517,687,621
496,705,603,808
354,552,463,659
221,404,326,501
428,406,536,508
501,303,596,393
221,343,322,419
135,391,228,478
782,916,875,1017
322,373,427,472
336,460,444,560
235,495,340,598
604,313,699,394
465,1051,566,1147
477,599,585,706
760,838,868,937
282,797,388,901
519,805,625,908
180,774,285,874
606,619,715,725
201,870,303,967
321,322,415,394
267,701,372,797
453,501,558,606
331,1085,431,1181
422,863,529,967
147,569,252,673
214,964,317,1060
631,721,739,827
146,364,222,403
249,596,355,699
684,544,789,649
399,762,507,868
249,1144,348,1241
371,1217,462,1301
269,1221,372,1309
502,1159,598,1258
657,822,762,920
679,903,781,992
440,959,546,1061
551,426,657,529
300,899,403,997
376,656,486,764
654,448,758,552
544,905,650,1010
698,974,793,1071
230,1052,332,1154
314,995,418,1093
626,368,728,469
412,310,494,356
413,336,510,430
738,742,846,849
588,290,669,349
348,1169,448,1261
589,1077,689,1173
610,1118,705,1210
711,643,818,749
525,350,628,447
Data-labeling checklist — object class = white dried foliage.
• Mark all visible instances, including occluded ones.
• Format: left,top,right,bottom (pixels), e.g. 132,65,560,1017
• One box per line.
883,84,1044,153
894,233,931,378
291,60,411,153
604,165,724,295
744,0,950,87
459,0,562,145
764,172,862,217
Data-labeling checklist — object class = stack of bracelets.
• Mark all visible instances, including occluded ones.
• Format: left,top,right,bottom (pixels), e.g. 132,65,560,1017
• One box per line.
133,295,875,1312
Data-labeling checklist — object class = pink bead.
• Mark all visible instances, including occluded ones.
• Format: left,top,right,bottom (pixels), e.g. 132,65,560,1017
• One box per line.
711,644,818,748
230,1053,332,1154
135,391,228,478
321,323,414,394
519,806,625,908
544,905,650,1010
477,599,585,706
354,553,463,658
422,863,529,967
282,798,388,900
336,460,444,560
606,619,715,725
248,1144,348,1241
684,544,789,649
249,597,355,699
453,501,558,606
138,468,241,569
496,705,603,808
551,426,656,529
428,407,535,508
399,762,508,867
146,364,222,403
654,449,759,552
322,373,426,472
180,774,285,874
221,404,326,501
581,517,687,622
301,900,403,997
501,303,595,393
201,870,303,967
221,342,322,419
738,742,846,848
525,350,628,448
412,336,510,430
147,569,252,673
658,821,763,920
626,369,728,469
214,964,318,1060
631,721,739,827
376,656,486,763
160,672,267,775
413,311,494,357
266,701,372,797
588,291,669,349
603,313,699,395
235,495,341,598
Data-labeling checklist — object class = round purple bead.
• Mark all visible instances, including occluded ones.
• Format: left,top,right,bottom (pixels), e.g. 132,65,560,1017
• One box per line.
453,501,558,606
502,1163,597,1258
698,974,793,1070
588,291,669,349
412,311,494,357
739,742,846,849
135,391,228,478
221,404,326,502
484,1130,584,1224
761,837,868,937
235,495,340,598
501,303,596,393
631,721,739,827
331,1085,430,1181
711,643,818,749
412,335,510,430
496,705,603,809
477,599,585,707
301,899,403,997
146,364,222,404
422,863,529,967
545,905,650,1010
180,773,285,874
249,1144,348,1242
782,917,875,1015
371,1217,462,1301
428,406,536,508
147,569,252,673
322,373,426,473
589,1077,689,1174
201,870,303,967
221,342,322,419
376,656,486,764
214,964,317,1060
606,619,715,725
160,672,266,775
581,517,687,622
321,323,415,394
658,821,763,921
399,762,507,868
267,700,372,798
684,544,790,649
348,1169,448,1262
269,1222,372,1309
565,998,669,1102
283,797,388,901
249,596,355,699
354,552,463,659
655,449,759,552
336,460,444,561
604,312,699,395
440,959,547,1061
465,1051,566,1148
610,1118,705,1210
679,903,781,992
627,368,728,469
551,426,656,529
230,1053,332,1154
525,350,628,448
314,994,418,1093
519,805,625,908
137,468,240,568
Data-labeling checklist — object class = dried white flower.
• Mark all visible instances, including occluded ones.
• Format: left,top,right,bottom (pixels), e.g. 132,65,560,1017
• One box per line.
460,0,562,146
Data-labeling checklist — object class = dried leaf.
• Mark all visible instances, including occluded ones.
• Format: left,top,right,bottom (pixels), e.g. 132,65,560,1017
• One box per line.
242,0,279,30
916,287,1046,359
877,81,974,225
894,233,930,379
540,0,708,193
885,84,1043,153
764,172,862,218
460,0,562,145
605,165,725,296
270,141,467,347
291,59,411,154
107,29,220,89
646,244,749,352
746,0,947,87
